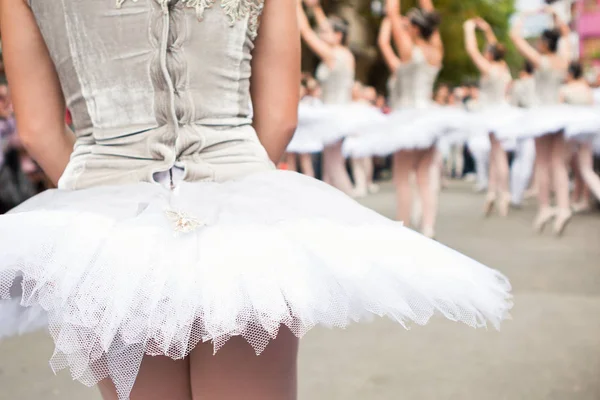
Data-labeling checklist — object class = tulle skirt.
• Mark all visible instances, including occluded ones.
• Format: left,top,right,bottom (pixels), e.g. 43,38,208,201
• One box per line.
292,102,387,149
493,104,600,141
342,106,471,158
0,170,512,399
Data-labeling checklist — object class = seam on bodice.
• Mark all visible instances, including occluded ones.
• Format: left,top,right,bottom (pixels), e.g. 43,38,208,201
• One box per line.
116,0,264,39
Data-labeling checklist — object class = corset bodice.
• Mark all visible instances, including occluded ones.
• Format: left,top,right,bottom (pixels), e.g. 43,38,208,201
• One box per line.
29,0,269,189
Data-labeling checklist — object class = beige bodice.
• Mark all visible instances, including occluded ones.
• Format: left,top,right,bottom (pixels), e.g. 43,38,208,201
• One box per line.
29,0,269,189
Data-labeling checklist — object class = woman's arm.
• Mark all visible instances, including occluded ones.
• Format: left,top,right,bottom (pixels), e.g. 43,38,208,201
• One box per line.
378,17,401,72
297,0,334,64
251,0,301,163
418,0,443,54
548,6,571,63
509,15,542,68
303,0,331,33
0,0,74,186
464,19,491,74
476,17,497,45
386,0,413,63
418,0,434,12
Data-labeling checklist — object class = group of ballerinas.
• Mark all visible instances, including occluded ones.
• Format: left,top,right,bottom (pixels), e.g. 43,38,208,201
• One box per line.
283,73,383,198
290,0,600,239
463,4,600,236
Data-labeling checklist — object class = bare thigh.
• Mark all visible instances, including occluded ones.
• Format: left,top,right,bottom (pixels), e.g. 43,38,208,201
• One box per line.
189,327,299,400
98,356,191,400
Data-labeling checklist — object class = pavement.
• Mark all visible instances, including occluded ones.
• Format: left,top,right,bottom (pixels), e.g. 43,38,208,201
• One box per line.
1,180,599,400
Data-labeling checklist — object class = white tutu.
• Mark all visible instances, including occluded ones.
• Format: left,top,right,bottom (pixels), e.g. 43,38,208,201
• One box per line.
343,106,466,157
471,104,527,141
494,104,576,139
295,103,386,147
564,106,600,142
286,103,326,153
0,170,511,399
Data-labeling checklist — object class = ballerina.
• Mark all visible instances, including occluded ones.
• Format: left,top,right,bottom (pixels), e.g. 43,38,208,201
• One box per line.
285,76,324,177
510,6,573,234
345,0,445,238
464,17,513,217
0,1,511,399
297,0,355,195
561,61,600,208
349,82,381,197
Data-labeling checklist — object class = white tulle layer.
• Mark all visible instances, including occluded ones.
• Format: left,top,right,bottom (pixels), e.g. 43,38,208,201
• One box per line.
493,104,600,140
0,171,511,399
342,107,473,157
294,102,387,148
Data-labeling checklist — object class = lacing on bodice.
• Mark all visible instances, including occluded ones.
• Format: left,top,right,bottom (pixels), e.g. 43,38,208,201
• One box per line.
28,0,270,189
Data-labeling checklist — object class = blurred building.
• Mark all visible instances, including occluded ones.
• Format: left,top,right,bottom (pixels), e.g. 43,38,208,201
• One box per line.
576,0,600,70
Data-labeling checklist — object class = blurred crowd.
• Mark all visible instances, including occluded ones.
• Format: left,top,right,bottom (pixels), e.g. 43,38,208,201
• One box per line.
0,84,50,214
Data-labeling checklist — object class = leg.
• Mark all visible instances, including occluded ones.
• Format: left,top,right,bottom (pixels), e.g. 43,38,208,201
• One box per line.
98,356,191,400
190,328,299,400
549,132,572,235
298,153,315,178
286,153,298,172
510,139,535,207
570,152,584,204
322,141,354,195
416,147,437,238
472,146,489,192
491,134,511,216
484,134,498,216
393,150,415,225
533,135,555,232
578,142,600,202
351,157,368,198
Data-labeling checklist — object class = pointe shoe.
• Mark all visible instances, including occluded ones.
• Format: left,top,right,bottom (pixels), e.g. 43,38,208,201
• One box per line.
421,225,436,239
473,183,488,193
352,188,368,199
483,192,496,217
533,207,556,233
571,201,591,214
368,183,380,194
497,192,511,218
524,187,537,199
553,208,572,237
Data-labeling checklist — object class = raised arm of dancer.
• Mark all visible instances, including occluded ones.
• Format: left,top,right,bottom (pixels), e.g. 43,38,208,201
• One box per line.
418,0,434,12
386,0,413,63
303,0,331,33
378,17,401,72
476,17,497,45
418,0,443,54
510,15,542,68
251,0,301,163
548,6,571,63
464,19,491,74
0,0,75,186
297,0,334,65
